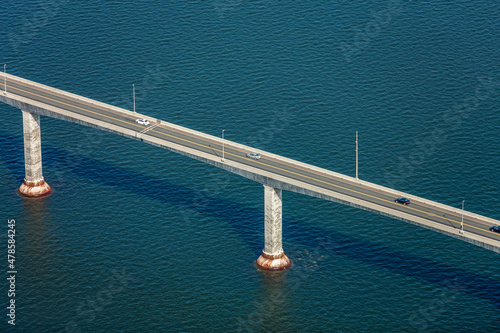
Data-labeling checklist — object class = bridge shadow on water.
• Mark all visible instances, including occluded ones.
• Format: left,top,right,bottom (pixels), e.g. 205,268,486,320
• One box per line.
1,131,499,310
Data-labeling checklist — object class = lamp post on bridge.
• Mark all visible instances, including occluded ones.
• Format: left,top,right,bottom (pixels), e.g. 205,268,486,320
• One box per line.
356,131,358,179
3,64,6,93
222,129,225,162
461,200,465,234
133,84,136,112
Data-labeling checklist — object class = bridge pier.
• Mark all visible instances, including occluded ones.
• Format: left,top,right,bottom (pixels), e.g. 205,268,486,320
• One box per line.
18,111,52,197
256,185,292,270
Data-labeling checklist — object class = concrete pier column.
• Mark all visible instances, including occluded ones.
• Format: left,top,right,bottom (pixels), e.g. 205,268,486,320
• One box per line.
256,185,292,270
18,111,52,197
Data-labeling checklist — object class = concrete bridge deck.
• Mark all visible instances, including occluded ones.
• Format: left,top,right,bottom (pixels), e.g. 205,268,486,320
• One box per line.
1,73,499,260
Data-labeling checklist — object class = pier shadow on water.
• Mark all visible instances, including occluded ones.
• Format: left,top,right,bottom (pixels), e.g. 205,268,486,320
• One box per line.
1,131,499,310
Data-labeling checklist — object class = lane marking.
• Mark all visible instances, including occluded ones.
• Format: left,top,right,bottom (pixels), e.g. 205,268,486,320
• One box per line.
140,123,159,134
5,81,500,237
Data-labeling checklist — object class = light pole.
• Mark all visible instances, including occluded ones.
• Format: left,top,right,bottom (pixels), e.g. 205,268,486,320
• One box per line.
461,200,465,234
222,129,225,162
3,64,6,93
133,84,136,112
356,131,358,179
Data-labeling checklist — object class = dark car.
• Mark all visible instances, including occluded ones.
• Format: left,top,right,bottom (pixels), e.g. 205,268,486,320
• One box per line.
490,226,500,234
395,197,411,205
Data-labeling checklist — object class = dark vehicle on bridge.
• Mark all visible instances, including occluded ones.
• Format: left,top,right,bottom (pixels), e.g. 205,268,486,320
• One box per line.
395,197,411,205
490,226,500,234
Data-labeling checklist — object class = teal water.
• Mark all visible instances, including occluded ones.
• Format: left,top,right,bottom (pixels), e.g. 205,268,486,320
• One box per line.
1,1,500,332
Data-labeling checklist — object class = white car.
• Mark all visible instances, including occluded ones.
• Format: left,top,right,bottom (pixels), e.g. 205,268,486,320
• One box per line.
246,153,261,160
135,118,149,126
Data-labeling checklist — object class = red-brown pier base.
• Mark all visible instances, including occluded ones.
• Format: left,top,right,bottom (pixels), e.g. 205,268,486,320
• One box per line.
256,250,292,271
18,179,52,198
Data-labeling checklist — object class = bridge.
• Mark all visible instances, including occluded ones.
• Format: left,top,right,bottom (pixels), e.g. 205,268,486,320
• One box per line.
1,72,499,270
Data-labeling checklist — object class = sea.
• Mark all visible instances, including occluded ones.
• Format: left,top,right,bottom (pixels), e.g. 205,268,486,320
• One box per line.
1,1,500,332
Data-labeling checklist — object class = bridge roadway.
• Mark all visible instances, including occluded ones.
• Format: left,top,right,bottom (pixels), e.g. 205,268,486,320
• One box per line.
1,73,500,253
